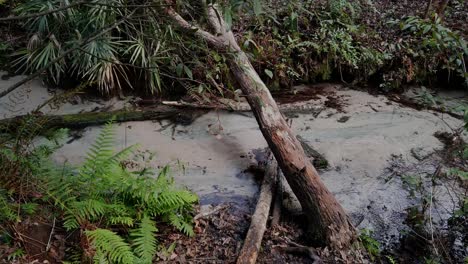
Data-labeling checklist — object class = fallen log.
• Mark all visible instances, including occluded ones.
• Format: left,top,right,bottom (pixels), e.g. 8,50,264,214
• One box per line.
162,100,324,114
296,135,329,170
280,171,303,215
237,156,278,264
388,95,464,120
280,241,321,264
270,167,283,227
0,106,180,133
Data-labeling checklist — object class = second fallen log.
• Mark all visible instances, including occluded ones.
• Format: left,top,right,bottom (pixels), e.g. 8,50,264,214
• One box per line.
237,156,278,264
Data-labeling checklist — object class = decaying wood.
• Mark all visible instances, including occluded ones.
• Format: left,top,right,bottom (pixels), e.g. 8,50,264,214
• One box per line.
296,135,329,169
0,106,179,133
270,167,283,227
279,172,303,215
237,157,278,264
161,100,324,113
166,3,356,249
226,29,355,250
388,95,463,120
281,241,322,264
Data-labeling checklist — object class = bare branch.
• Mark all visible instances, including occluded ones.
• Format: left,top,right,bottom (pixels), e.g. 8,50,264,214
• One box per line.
205,4,240,51
164,6,225,50
206,4,224,35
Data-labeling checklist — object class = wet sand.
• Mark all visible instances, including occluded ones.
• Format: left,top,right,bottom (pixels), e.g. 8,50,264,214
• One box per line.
1,73,466,247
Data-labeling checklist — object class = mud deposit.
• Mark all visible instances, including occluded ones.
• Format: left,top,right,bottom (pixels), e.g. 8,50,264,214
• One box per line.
1,75,466,260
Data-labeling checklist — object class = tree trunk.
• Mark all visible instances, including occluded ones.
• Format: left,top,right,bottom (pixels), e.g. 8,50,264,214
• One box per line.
166,4,356,249
436,0,449,19
228,49,355,248
424,0,433,18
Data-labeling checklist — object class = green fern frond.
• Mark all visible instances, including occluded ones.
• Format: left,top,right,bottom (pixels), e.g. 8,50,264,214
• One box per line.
42,175,76,210
86,228,135,264
0,189,17,222
79,120,117,179
155,190,198,213
130,215,158,263
63,213,80,230
69,199,107,221
20,202,39,215
107,216,134,227
168,213,194,237
4,120,197,261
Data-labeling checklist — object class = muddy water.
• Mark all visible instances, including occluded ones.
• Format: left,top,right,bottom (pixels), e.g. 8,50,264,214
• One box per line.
1,74,466,247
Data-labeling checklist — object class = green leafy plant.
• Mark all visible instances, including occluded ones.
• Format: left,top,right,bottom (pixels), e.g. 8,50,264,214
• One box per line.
397,14,467,86
12,0,207,94
359,229,381,261
0,119,197,263
41,121,197,262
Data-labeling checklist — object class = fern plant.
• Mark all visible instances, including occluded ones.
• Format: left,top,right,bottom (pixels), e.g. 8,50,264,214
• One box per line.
1,119,197,263
35,120,197,263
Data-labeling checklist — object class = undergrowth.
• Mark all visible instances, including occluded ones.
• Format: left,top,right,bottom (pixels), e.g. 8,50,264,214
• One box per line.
384,14,467,89
0,119,197,263
4,0,467,96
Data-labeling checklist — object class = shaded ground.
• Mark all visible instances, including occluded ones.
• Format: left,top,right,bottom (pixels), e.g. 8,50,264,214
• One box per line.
157,204,316,264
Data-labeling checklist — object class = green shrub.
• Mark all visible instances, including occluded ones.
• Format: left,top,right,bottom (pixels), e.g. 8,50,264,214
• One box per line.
12,0,209,94
240,0,384,86
395,14,467,87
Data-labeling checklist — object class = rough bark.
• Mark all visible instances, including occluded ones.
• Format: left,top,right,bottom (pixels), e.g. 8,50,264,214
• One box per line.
237,157,277,264
0,107,179,133
166,3,356,249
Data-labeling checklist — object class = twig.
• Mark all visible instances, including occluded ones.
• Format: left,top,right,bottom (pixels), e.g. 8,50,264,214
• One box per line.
46,217,56,252
194,204,229,220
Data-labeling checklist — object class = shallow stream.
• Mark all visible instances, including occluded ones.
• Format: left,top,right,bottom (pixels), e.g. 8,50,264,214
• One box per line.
1,74,466,249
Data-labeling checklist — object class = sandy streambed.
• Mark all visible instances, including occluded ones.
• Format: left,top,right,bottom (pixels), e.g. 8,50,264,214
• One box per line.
1,75,466,250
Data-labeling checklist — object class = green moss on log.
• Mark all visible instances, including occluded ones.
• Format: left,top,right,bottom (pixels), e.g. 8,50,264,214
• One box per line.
0,107,179,134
